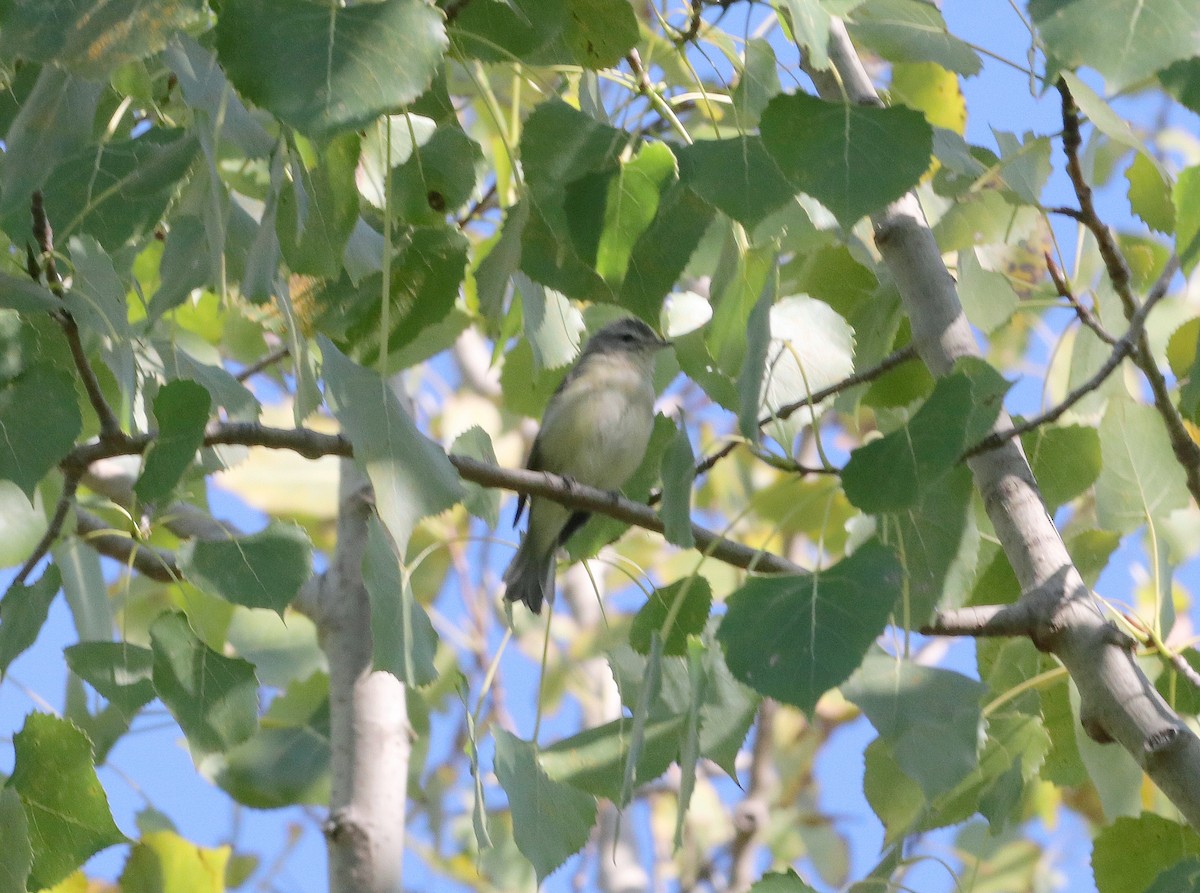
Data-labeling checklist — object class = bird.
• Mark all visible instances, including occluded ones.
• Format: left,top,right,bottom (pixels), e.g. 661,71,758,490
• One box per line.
502,316,670,613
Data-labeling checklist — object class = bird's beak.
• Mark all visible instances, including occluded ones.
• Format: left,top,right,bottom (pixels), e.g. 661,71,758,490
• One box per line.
655,334,672,350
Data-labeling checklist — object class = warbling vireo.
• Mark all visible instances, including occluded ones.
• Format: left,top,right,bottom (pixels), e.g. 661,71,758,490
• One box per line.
503,317,671,613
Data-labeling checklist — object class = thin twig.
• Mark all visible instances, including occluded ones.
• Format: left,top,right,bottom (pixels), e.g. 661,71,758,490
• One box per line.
1056,80,1200,498
965,275,1171,458
1045,251,1117,346
455,181,497,230
235,345,290,382
13,467,81,586
74,509,180,582
30,192,122,440
674,0,704,44
1045,205,1086,222
688,344,919,483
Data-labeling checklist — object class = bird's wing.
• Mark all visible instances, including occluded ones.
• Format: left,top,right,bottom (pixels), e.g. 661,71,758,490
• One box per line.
513,439,543,526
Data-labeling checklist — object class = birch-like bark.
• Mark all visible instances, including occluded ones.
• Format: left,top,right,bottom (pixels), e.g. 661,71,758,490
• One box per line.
319,461,410,892
805,20,1200,826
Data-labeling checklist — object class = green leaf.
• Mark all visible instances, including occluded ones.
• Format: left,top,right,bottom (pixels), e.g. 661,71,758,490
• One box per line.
135,380,211,503
149,611,259,756
64,642,156,713
773,0,832,70
164,35,275,159
320,338,463,552
181,523,313,615
595,142,678,287
0,565,60,676
54,538,111,641
958,247,1017,334
992,130,1052,203
277,134,361,278
620,182,716,322
0,66,101,217
515,274,585,371
564,0,639,69
1020,424,1102,510
717,540,902,712
760,92,932,228
748,869,820,893
843,364,1009,512
0,364,82,498
389,125,482,223
27,130,199,251
476,201,529,322
674,638,705,848
215,0,447,137
362,516,438,686
732,39,783,128
0,0,205,76
1092,814,1200,893
658,422,696,548
0,272,60,313
493,729,597,884
65,236,129,340
540,715,685,800
844,655,984,798
1095,398,1190,534
891,465,978,626
0,787,32,893
9,713,126,890
862,737,924,843
630,578,712,656
846,0,981,75
1030,0,1200,91
118,830,230,893
1161,58,1200,116
1176,166,1200,276
449,0,570,64
521,100,627,188
451,426,501,527
677,136,794,227
1146,857,1200,893
1127,151,1176,234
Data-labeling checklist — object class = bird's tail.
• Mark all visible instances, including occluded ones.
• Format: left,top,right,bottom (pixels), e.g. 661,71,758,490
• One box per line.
502,538,555,614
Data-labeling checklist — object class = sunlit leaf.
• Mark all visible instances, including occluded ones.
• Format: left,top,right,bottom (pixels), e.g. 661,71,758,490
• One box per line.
1092,814,1200,893
119,830,230,893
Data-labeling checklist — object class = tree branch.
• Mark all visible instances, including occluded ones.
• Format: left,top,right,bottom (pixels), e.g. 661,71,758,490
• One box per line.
74,508,180,582
964,271,1169,458
689,344,918,482
1045,251,1117,346
14,468,81,586
1056,80,1200,499
803,19,1200,828
236,345,290,382
30,191,123,440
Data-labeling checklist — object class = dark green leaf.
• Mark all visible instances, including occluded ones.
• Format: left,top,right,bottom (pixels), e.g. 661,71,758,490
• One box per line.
390,125,482,223
150,611,259,755
843,364,1008,512
0,273,60,314
1092,814,1200,893
1020,424,1102,510
64,642,155,713
0,66,101,216
0,787,32,893
277,134,361,278
1030,0,1200,91
493,729,597,884
679,136,794,229
760,92,932,228
1146,857,1200,893
658,422,696,548
620,182,716,322
520,100,627,188
449,0,570,64
216,0,447,137
9,713,126,890
541,715,685,800
0,565,60,676
564,0,639,69
25,130,199,251
846,0,980,75
135,380,211,503
451,426,501,527
630,578,712,657
362,517,439,686
1161,58,1200,116
844,655,984,798
0,0,205,76
748,869,820,893
181,523,312,615
0,364,81,498
717,540,902,712
320,338,463,552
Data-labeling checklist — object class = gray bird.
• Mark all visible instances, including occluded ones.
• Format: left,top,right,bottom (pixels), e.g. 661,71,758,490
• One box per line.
503,317,670,613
